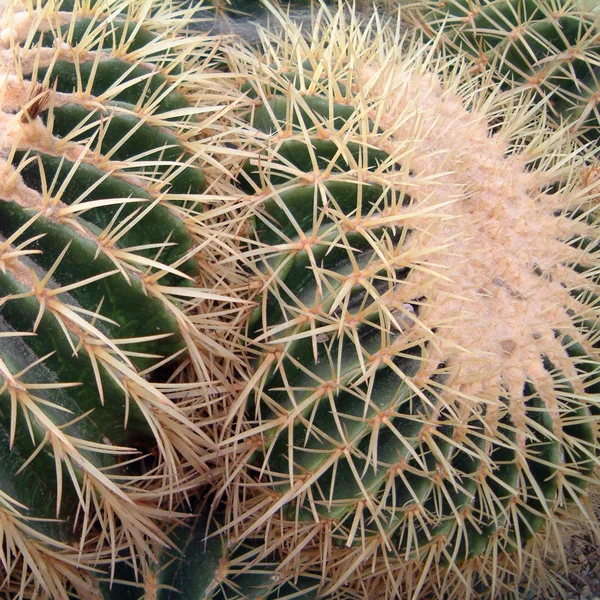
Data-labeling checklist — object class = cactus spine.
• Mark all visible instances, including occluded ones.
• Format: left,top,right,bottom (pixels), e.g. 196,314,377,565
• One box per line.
203,4,600,599
404,0,600,146
0,0,247,597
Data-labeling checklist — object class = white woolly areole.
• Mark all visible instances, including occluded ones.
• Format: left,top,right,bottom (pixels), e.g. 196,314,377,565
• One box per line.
352,61,597,442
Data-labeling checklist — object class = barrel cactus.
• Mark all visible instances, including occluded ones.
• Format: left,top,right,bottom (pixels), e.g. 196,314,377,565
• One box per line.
98,498,335,600
403,0,600,146
205,4,600,599
0,0,246,597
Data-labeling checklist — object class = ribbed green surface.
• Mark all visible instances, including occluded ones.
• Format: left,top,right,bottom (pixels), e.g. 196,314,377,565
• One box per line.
33,15,205,196
0,0,208,580
411,0,600,142
13,149,197,283
100,505,328,600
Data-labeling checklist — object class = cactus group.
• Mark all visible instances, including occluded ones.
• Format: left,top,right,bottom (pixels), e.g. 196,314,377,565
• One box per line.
2,0,600,599
404,0,600,146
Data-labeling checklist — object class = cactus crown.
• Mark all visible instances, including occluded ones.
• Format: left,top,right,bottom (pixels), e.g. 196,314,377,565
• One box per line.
217,4,600,599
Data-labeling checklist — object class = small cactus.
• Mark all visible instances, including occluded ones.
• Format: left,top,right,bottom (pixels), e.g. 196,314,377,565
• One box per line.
209,4,600,599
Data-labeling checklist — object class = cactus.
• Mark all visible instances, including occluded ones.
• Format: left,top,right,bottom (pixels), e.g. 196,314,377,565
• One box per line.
0,0,248,597
205,4,600,600
402,0,600,146
98,499,332,600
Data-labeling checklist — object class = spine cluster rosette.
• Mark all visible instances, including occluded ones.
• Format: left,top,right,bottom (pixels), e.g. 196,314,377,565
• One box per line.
403,0,600,147
0,0,248,597
208,4,600,600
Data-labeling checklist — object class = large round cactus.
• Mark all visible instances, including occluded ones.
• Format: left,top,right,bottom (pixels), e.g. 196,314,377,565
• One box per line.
210,4,600,599
403,0,600,146
0,0,247,597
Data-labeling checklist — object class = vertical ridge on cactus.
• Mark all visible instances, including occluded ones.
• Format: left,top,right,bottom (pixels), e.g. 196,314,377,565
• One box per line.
210,3,600,599
0,0,251,597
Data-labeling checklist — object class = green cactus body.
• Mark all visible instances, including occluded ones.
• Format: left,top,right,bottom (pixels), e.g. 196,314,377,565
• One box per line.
405,0,600,145
99,502,333,600
215,5,600,600
0,0,246,597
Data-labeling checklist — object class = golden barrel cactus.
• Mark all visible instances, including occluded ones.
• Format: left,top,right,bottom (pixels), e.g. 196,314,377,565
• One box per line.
206,4,600,599
0,0,247,597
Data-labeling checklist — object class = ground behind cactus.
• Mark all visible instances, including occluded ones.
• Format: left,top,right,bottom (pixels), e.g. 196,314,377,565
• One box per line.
554,496,600,600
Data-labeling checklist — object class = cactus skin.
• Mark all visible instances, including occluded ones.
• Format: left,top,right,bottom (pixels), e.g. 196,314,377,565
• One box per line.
214,4,600,600
0,1,247,597
99,500,337,600
404,0,600,145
